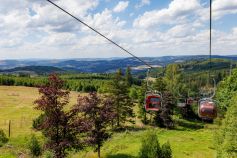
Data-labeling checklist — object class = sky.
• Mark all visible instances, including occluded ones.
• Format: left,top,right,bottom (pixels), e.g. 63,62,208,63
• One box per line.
0,0,237,59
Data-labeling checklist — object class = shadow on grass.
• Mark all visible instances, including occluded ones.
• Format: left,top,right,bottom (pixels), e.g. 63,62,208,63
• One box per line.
175,119,204,130
106,154,136,158
113,126,146,133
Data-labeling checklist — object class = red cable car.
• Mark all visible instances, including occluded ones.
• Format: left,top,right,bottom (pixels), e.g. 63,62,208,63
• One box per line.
145,92,162,111
198,98,217,120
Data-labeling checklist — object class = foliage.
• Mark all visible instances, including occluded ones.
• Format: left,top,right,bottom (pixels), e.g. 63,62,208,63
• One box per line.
153,77,167,92
34,74,87,158
139,131,172,158
76,92,115,158
125,67,133,87
155,91,174,129
216,69,237,113
161,142,172,158
109,69,135,128
28,135,42,157
42,150,55,158
139,131,162,158
137,82,148,124
215,95,237,158
0,129,8,147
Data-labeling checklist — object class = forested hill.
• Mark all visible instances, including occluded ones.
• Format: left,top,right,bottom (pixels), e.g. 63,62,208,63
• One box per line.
0,55,236,74
0,66,66,75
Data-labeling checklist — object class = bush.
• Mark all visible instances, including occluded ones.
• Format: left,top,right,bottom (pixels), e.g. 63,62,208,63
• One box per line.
161,142,172,158
43,150,55,158
139,131,162,158
139,131,172,158
0,129,9,147
32,114,45,129
28,135,42,157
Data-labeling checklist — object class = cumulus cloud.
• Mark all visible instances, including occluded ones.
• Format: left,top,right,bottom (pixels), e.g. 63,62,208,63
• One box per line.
113,1,129,13
133,0,201,28
135,0,150,8
0,0,237,59
213,0,237,19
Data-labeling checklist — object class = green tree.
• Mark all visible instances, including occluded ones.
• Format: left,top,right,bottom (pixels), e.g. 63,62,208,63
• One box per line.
109,69,134,128
125,67,133,87
215,95,237,158
153,77,167,92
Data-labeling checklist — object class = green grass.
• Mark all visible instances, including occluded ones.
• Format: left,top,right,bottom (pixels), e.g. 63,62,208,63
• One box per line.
0,86,217,158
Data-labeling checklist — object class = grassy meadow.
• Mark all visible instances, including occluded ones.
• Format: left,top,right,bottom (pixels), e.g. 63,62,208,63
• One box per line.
0,86,216,158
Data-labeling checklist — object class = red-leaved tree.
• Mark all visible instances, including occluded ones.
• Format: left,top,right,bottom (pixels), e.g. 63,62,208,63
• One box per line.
34,74,88,158
75,92,115,158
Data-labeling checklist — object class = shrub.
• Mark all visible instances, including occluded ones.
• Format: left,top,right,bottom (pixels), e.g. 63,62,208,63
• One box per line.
28,135,41,157
139,131,162,158
0,129,9,147
43,150,55,158
161,142,172,158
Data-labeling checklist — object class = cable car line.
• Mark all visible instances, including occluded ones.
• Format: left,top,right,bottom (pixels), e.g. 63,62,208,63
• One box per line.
46,0,153,69
209,0,212,81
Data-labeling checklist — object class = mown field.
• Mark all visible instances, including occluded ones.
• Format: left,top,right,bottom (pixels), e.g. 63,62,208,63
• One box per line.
0,86,216,158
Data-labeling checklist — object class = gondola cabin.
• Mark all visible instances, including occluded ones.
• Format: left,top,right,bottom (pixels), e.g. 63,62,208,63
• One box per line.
145,93,161,111
198,98,217,120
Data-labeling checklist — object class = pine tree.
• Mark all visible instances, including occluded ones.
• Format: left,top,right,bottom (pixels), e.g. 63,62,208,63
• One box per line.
109,69,134,128
155,91,174,129
125,67,133,87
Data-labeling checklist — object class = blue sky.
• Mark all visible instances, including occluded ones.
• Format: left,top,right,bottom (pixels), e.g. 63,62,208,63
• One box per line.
0,0,237,59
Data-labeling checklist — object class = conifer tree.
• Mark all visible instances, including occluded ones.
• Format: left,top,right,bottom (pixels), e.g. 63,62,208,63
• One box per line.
109,69,134,128
125,67,133,87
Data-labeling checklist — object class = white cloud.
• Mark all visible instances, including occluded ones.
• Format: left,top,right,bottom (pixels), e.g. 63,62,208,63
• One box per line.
213,0,237,19
135,0,150,9
133,0,201,28
0,0,237,59
113,1,129,13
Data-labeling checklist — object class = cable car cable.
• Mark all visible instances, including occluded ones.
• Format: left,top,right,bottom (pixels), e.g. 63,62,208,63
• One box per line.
46,0,153,69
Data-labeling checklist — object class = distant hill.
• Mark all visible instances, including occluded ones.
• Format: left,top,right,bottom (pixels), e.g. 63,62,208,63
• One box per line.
0,55,236,73
0,66,66,75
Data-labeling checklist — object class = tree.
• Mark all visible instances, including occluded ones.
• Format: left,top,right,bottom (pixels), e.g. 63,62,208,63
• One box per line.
109,69,134,128
215,95,237,158
76,92,115,158
34,74,86,158
164,64,181,97
155,91,174,129
125,67,133,87
153,77,167,92
137,82,148,124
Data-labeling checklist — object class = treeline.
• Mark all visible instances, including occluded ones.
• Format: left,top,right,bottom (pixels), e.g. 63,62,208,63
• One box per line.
0,74,111,93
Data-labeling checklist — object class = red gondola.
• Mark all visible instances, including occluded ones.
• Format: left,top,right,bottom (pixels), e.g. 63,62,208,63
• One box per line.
198,98,217,120
145,92,162,111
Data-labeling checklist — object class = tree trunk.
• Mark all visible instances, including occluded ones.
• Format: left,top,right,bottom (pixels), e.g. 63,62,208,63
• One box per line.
98,144,101,158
